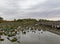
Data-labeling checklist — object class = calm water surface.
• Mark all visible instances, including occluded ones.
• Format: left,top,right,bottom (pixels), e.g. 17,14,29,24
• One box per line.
0,29,60,44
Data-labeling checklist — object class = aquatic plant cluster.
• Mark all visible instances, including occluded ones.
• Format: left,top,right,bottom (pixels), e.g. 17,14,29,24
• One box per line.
0,25,43,42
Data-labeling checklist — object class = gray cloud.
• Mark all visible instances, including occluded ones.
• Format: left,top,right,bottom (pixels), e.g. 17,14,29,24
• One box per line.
0,0,60,20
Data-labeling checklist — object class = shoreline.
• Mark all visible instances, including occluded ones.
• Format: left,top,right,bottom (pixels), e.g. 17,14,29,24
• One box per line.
48,30,60,35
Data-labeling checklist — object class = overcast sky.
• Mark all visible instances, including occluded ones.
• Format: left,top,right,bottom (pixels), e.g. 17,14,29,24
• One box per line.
0,0,60,20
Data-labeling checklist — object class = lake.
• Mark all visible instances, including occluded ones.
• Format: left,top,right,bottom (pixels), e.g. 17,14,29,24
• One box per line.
0,29,60,44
